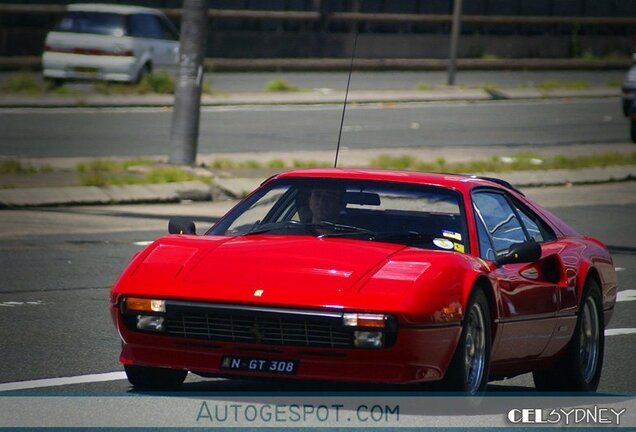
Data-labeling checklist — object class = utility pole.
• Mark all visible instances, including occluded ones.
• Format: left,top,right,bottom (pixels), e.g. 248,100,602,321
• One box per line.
169,0,207,166
447,0,463,86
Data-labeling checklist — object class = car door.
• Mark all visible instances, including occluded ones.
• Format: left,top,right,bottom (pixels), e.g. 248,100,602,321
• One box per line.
472,189,558,361
128,13,177,69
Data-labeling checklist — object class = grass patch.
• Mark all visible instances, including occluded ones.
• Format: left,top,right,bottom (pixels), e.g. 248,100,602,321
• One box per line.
416,82,433,91
94,72,176,95
267,159,286,169
369,151,636,174
480,53,500,60
265,78,299,92
75,159,154,173
0,184,16,189
607,79,622,88
0,159,38,174
0,71,43,95
76,160,208,187
138,71,175,94
535,79,591,92
291,160,331,168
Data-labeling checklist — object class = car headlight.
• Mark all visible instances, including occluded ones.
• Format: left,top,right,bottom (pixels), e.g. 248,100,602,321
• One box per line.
136,315,165,332
354,330,383,348
123,297,166,333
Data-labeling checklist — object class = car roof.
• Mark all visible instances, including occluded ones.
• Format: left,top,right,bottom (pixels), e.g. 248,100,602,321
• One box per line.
272,169,519,195
67,3,162,15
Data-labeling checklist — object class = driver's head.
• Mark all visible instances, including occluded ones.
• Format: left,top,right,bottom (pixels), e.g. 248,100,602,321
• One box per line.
309,186,345,223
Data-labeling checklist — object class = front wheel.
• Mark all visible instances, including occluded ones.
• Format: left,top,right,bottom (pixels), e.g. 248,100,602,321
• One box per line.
124,364,187,390
442,289,491,393
533,277,604,391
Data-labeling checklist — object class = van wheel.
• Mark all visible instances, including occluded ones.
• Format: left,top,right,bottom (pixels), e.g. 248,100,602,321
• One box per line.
134,64,151,84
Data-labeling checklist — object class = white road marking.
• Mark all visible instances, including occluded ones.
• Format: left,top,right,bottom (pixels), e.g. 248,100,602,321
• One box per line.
0,371,127,392
133,241,154,246
605,328,636,337
0,301,43,308
617,290,636,303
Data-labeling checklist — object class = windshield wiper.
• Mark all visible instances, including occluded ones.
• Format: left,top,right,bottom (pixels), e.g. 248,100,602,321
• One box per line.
311,222,375,238
244,221,316,235
371,231,435,245
320,229,434,246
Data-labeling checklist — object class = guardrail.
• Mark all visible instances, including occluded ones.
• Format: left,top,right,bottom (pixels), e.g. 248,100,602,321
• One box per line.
0,4,634,26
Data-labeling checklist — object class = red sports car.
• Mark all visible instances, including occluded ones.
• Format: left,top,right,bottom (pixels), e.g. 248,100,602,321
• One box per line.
110,169,617,393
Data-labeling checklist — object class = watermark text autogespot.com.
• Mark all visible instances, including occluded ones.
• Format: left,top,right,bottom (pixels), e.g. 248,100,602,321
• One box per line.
196,402,400,424
507,407,627,425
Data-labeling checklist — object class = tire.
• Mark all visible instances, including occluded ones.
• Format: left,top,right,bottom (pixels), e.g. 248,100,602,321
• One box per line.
124,364,187,390
623,99,631,117
533,277,604,392
631,119,636,144
442,289,491,393
134,63,151,84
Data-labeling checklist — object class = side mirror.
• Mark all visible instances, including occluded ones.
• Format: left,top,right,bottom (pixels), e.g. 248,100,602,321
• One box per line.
497,241,541,266
168,217,196,235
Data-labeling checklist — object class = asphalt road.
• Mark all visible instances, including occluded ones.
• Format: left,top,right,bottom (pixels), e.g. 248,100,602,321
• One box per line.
0,98,629,159
0,182,634,393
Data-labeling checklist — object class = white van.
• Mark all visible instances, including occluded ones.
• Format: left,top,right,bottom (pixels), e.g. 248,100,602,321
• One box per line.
43,4,179,83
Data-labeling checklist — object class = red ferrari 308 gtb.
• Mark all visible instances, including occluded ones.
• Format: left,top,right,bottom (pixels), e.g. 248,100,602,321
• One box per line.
110,169,617,393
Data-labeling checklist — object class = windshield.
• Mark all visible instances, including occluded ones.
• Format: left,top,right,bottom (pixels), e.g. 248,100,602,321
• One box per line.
54,12,126,37
209,178,468,252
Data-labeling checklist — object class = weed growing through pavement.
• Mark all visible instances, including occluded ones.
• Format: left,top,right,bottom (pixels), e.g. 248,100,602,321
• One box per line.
265,78,300,92
369,151,636,173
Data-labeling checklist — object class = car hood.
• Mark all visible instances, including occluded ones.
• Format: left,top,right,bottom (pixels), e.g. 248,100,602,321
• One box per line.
122,235,408,306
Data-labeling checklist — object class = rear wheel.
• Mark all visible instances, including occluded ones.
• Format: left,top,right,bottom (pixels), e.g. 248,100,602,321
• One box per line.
134,63,151,84
533,277,604,391
631,119,636,143
442,289,491,393
124,364,187,390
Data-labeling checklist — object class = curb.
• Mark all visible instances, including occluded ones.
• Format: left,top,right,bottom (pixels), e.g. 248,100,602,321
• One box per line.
1,166,634,208
0,56,631,72
0,88,619,109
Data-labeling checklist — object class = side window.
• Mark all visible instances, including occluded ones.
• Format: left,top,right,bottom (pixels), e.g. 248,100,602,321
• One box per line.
472,192,526,255
158,16,179,40
127,14,162,39
511,198,557,243
474,210,496,261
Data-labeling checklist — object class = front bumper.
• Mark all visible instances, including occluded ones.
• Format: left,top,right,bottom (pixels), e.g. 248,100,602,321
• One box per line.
42,52,138,82
111,303,461,384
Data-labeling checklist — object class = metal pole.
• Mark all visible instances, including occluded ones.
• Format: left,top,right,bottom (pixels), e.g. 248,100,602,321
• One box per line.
169,0,207,166
447,0,463,86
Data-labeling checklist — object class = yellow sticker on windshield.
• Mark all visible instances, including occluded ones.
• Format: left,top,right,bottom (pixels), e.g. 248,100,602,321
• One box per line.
453,242,465,253
442,230,462,241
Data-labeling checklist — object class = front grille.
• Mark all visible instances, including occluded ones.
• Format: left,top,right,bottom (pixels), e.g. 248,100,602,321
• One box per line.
164,304,354,348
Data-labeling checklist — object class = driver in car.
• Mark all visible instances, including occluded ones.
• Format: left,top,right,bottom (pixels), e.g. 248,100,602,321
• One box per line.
308,186,345,223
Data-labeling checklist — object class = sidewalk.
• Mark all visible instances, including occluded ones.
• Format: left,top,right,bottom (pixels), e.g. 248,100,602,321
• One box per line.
1,145,634,208
0,86,619,108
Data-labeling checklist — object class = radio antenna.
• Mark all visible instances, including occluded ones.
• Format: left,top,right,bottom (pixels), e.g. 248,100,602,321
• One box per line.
334,30,359,168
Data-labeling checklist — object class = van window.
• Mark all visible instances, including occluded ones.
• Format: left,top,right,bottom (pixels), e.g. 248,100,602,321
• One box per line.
55,12,126,37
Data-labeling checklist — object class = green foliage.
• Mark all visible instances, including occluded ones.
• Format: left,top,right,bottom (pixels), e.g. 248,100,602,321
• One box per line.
267,159,286,169
265,78,299,92
0,71,43,95
0,184,16,189
138,71,175,94
75,159,154,173
416,82,433,91
368,151,636,174
536,80,590,92
0,159,37,174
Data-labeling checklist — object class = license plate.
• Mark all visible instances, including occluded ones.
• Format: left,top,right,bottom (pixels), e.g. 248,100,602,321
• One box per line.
220,356,298,374
74,66,98,75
